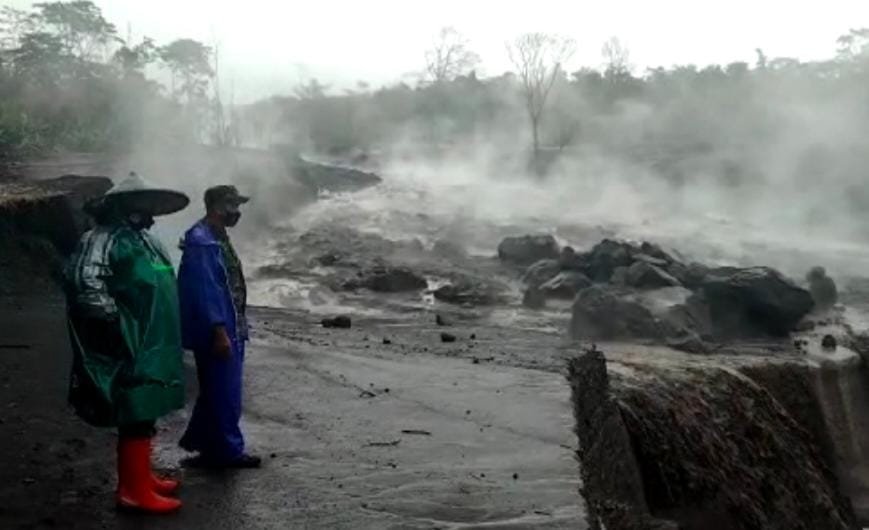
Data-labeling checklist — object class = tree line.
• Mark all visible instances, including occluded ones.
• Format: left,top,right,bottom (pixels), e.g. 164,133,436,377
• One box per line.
4,1,869,196
0,1,223,158
241,26,869,183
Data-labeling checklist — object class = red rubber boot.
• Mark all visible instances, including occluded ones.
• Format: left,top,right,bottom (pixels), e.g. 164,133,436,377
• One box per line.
117,437,182,514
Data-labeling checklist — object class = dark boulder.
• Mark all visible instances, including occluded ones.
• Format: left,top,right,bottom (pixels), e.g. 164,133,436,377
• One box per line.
558,246,586,271
434,278,504,306
639,241,675,264
440,332,457,343
821,334,837,350
610,266,629,287
584,239,635,282
279,151,382,194
497,234,560,266
322,315,352,328
665,261,710,289
632,253,669,268
312,252,343,267
701,267,814,337
432,239,467,260
365,266,427,292
339,265,427,293
570,286,663,341
539,271,592,300
522,259,560,287
661,295,712,340
625,261,682,289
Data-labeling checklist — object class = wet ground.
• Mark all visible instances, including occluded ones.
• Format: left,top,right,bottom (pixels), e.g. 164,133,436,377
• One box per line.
0,295,585,530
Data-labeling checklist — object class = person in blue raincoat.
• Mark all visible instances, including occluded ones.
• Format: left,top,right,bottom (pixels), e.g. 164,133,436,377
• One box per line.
177,185,261,468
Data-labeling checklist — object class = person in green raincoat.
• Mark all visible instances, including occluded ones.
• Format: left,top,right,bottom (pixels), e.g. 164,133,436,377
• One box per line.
64,172,189,514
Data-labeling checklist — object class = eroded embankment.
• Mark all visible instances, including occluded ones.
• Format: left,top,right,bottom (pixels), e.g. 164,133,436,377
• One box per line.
569,346,862,530
0,175,110,294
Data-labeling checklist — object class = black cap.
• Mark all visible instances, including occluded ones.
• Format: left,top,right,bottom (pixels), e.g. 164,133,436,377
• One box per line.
204,185,250,209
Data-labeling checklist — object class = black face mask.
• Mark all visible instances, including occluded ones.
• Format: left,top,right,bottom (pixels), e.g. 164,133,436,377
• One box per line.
127,211,154,230
218,203,241,228
224,210,241,227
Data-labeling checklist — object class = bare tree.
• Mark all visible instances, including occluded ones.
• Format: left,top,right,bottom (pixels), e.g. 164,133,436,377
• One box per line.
507,32,576,157
425,27,480,83
293,77,329,100
0,7,35,51
601,37,631,79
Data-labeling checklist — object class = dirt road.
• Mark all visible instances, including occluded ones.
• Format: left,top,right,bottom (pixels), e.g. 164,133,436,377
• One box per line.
0,296,585,529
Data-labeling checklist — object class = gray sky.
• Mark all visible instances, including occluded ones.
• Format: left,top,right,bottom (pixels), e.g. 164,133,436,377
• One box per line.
9,0,869,100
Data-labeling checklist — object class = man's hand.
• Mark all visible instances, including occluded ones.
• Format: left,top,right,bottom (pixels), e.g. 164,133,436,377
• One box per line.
213,326,232,359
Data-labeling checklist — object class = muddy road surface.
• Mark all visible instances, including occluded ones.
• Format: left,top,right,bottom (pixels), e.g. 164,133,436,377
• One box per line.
0,296,585,529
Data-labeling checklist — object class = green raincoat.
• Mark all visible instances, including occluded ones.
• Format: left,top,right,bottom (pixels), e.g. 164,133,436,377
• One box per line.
65,225,185,427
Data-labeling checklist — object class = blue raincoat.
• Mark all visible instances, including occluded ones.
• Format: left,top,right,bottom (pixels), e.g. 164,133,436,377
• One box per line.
177,220,247,461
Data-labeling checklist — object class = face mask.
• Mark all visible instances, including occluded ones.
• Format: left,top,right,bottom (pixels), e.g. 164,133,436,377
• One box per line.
127,211,154,230
221,204,241,228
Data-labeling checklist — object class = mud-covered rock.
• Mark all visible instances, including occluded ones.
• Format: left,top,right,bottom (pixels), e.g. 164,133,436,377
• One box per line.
322,315,352,328
584,239,635,282
277,150,382,194
661,295,712,340
434,278,504,306
539,271,592,300
663,261,711,290
338,264,428,293
432,239,466,260
440,332,457,343
497,234,559,266
567,350,679,530
639,241,675,264
558,246,586,271
702,267,814,337
570,286,663,341
631,253,669,268
521,259,561,287
610,266,629,287
312,251,343,267
625,261,681,289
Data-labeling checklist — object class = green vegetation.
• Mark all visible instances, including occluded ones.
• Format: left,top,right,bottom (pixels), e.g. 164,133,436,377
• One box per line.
4,1,869,195
0,1,217,159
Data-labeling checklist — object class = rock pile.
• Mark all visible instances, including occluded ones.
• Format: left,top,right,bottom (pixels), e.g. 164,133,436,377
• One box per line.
507,235,815,343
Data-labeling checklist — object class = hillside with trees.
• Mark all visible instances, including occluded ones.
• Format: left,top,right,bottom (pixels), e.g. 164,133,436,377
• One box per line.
4,2,869,207
0,1,224,159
